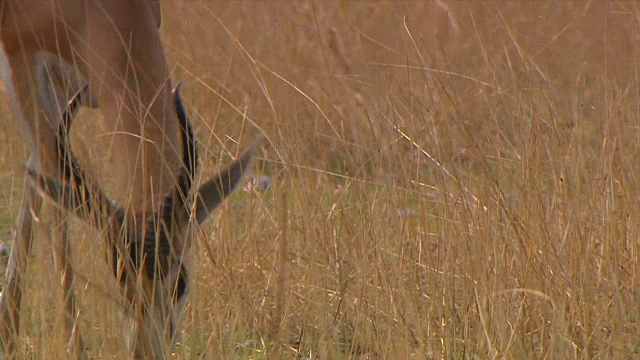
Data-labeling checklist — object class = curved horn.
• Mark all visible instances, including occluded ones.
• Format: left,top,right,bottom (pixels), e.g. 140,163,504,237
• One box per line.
58,84,88,182
172,83,199,205
163,83,258,225
60,84,89,134
29,84,116,224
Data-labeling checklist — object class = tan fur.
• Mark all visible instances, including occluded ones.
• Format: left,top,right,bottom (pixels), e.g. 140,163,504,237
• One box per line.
0,1,253,358
1,0,180,209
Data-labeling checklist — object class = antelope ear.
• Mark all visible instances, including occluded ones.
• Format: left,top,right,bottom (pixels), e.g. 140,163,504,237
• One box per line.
194,141,260,224
27,169,115,224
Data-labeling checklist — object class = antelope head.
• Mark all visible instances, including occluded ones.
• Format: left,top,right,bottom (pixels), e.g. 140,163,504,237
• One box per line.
28,84,258,357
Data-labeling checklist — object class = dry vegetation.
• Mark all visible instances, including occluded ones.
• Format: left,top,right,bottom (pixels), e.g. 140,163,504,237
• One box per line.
0,1,638,359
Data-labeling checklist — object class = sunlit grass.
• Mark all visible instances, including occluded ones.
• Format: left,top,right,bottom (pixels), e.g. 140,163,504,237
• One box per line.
0,1,638,358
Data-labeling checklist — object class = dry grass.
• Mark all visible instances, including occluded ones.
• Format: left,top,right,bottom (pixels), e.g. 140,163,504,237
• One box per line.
0,1,638,358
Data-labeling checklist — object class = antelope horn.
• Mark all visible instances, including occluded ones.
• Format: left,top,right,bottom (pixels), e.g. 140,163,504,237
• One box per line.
171,83,198,208
29,84,116,224
167,83,259,225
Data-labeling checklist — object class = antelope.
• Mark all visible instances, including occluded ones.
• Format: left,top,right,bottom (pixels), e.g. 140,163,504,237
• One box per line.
0,1,258,358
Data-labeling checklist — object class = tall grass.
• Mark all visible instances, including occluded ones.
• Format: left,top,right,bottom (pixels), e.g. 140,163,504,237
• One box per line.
0,1,637,358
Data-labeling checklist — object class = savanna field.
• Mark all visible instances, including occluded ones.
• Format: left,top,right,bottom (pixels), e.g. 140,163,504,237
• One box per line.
0,1,638,358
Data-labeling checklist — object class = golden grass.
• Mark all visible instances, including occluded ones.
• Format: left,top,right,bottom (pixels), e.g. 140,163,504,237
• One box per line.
0,1,638,358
